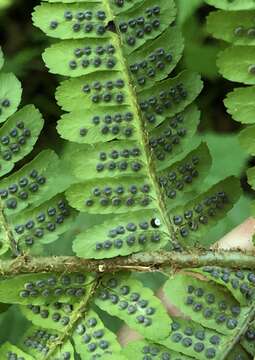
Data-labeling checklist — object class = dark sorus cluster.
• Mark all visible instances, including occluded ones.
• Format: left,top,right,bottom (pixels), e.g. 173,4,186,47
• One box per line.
95,147,143,173
140,83,188,125
0,98,10,117
6,352,25,360
0,121,31,163
75,316,113,353
95,217,161,251
184,284,241,330
49,8,107,36
168,321,220,359
14,198,71,246
137,345,176,360
245,324,255,342
234,25,255,38
98,277,156,327
26,301,75,326
173,190,229,238
19,274,87,299
84,182,152,209
113,0,138,9
149,113,187,161
82,77,126,105
118,5,161,47
201,267,255,301
23,329,60,356
130,47,173,86
158,155,199,199
68,43,117,70
0,168,46,210
86,111,135,140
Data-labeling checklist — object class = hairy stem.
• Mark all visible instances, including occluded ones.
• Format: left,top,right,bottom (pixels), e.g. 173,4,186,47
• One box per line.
1,250,255,276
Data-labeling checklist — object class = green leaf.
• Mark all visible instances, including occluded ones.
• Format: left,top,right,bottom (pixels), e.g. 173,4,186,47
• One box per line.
158,143,212,210
0,105,44,177
207,10,255,45
217,46,255,85
205,0,255,10
0,272,94,305
0,149,73,216
128,26,184,91
0,73,22,124
241,320,255,356
66,176,156,214
95,273,171,340
33,2,110,39
122,340,193,359
7,194,77,249
171,176,241,246
57,107,138,144
239,124,255,155
73,209,168,259
55,71,131,113
61,141,148,181
73,308,122,359
19,325,74,360
0,47,4,70
164,273,250,335
116,0,176,55
138,70,203,129
20,301,81,332
190,267,255,306
20,279,94,332
149,104,201,168
159,317,230,360
43,34,122,77
0,342,34,360
224,86,255,124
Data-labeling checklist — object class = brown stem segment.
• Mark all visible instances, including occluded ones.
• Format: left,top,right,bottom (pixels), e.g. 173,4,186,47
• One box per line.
1,250,255,276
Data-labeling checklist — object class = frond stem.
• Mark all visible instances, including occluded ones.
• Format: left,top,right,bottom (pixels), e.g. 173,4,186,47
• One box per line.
1,250,255,276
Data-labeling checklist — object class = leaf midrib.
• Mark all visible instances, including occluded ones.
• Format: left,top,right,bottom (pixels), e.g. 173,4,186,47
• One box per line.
102,0,176,244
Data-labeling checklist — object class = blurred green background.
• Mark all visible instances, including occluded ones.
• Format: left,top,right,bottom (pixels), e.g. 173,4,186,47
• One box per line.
0,0,253,347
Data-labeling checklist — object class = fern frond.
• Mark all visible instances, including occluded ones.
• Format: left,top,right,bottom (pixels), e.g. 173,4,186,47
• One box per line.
32,0,241,260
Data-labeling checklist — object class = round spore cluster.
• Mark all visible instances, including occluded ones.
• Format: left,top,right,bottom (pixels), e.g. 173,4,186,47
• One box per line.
0,167,47,211
97,277,157,328
202,267,255,301
13,198,72,247
49,7,107,37
139,83,188,126
85,181,152,210
68,43,117,71
19,273,87,300
118,5,162,48
183,282,241,331
149,112,187,161
158,152,200,200
172,190,229,239
94,216,162,252
0,120,32,166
